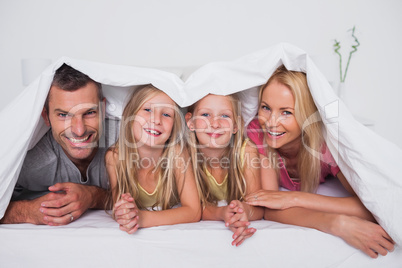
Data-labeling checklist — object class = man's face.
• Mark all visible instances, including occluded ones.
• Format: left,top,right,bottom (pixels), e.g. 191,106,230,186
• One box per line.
42,82,104,165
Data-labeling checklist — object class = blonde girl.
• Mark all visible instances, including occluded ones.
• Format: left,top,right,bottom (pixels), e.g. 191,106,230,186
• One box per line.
185,93,263,246
106,85,201,233
245,65,394,258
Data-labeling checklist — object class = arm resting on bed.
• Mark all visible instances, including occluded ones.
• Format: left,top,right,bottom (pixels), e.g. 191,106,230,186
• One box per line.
264,207,395,259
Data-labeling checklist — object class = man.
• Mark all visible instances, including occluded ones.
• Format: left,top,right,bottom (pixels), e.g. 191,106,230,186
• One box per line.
1,64,117,225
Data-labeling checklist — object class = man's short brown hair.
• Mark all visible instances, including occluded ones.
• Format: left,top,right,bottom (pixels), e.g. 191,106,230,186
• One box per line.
44,64,103,113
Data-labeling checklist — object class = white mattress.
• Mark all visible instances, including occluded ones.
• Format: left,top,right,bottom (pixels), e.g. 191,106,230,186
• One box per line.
1,178,400,268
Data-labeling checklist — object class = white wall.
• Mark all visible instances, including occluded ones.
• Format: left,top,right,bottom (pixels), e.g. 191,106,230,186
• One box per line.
1,0,401,148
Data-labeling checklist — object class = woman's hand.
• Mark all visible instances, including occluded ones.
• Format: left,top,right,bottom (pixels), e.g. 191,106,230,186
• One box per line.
223,200,256,246
331,214,395,258
114,193,140,234
245,190,297,210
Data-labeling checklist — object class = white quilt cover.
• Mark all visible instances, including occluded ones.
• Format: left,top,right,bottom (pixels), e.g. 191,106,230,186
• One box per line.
0,43,401,266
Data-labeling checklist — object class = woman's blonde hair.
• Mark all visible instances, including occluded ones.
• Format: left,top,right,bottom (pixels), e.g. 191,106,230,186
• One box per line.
186,94,247,207
110,84,186,210
259,65,323,193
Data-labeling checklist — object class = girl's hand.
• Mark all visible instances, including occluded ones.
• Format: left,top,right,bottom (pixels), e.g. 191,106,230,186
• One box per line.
332,215,395,258
114,193,140,234
229,221,256,247
224,200,256,246
223,200,245,224
245,190,296,210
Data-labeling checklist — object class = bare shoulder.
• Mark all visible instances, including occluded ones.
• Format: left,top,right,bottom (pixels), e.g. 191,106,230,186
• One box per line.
105,148,120,190
242,140,261,174
105,147,119,166
174,144,190,160
172,145,192,177
244,139,259,157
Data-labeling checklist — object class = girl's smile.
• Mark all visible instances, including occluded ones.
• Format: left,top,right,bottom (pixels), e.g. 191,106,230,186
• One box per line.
144,128,162,136
206,131,224,138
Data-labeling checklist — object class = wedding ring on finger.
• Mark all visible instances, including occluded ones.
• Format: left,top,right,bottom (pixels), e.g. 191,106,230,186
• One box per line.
254,195,258,201
69,213,74,222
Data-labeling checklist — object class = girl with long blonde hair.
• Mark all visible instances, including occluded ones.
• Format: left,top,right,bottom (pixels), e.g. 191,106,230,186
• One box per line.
185,93,263,246
245,65,394,258
106,85,201,234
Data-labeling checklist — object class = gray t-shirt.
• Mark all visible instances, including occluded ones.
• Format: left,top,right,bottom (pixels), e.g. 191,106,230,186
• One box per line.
12,118,119,200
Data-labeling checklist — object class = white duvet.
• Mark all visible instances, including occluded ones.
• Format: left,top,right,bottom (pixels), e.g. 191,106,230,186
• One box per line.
0,42,401,246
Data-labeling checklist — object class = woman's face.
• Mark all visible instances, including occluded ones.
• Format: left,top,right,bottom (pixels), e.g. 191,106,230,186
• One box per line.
258,80,301,151
132,92,176,149
187,94,238,150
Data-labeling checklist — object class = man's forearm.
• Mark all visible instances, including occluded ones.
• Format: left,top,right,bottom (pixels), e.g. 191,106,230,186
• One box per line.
1,186,109,224
0,200,37,224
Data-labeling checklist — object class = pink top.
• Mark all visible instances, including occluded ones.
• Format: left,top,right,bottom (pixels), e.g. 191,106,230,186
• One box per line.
246,119,340,191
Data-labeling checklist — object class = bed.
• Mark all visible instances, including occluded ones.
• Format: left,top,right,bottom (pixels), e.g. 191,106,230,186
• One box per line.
1,178,400,267
0,43,401,267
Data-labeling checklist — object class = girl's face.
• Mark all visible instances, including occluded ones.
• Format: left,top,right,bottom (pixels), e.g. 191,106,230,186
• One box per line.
258,80,301,150
133,92,176,149
187,94,238,149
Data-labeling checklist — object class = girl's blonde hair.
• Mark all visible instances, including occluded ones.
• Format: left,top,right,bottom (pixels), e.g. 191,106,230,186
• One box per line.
259,65,323,193
186,94,247,207
110,84,186,210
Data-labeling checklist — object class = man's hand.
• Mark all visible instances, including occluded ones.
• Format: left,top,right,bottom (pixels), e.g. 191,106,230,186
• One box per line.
39,182,107,226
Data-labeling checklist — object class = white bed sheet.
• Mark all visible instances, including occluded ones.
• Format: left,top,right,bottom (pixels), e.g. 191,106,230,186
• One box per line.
1,178,400,268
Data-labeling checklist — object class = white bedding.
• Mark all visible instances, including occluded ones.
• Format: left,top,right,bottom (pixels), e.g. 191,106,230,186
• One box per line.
1,178,400,268
0,43,401,266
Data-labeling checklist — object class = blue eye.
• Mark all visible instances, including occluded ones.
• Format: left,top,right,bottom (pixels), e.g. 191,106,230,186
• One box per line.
261,105,270,111
144,108,151,112
201,113,209,117
58,113,72,119
163,113,171,117
221,114,229,118
283,111,292,115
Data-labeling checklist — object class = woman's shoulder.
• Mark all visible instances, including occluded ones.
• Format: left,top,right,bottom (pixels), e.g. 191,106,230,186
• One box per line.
319,142,340,176
246,118,261,130
320,143,337,164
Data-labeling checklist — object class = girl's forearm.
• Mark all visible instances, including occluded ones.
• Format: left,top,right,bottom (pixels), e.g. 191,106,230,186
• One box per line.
138,205,201,228
202,205,225,221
